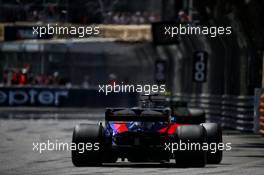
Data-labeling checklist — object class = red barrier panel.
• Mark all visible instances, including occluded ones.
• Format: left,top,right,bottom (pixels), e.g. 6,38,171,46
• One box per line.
259,94,264,134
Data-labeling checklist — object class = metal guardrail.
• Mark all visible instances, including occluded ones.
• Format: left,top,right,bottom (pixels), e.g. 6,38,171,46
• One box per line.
172,93,254,132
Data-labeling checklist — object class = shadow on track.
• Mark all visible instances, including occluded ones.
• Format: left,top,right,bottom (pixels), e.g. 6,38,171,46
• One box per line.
94,163,220,169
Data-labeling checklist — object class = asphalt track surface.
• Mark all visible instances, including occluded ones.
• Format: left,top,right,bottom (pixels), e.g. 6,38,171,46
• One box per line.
0,110,264,175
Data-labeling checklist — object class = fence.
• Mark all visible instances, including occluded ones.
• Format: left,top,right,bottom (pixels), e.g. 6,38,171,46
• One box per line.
172,93,255,132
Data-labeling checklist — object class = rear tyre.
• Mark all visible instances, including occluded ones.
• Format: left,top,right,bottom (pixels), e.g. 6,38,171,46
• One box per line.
201,123,223,164
175,125,206,167
72,124,104,167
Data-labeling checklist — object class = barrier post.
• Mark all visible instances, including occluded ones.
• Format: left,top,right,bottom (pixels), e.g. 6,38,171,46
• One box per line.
254,88,264,135
259,93,264,134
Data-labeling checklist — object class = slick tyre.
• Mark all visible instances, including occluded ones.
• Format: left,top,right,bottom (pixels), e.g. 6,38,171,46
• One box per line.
72,124,104,167
175,125,207,167
201,123,223,164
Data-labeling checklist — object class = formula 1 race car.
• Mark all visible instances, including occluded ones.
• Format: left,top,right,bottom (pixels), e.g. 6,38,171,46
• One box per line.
72,94,222,167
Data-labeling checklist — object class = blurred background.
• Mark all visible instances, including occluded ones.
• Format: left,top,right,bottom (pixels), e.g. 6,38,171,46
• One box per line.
0,0,263,132
0,1,264,174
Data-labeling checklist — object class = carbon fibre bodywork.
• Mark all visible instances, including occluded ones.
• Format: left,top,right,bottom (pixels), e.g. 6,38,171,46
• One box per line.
102,95,206,161
104,107,203,146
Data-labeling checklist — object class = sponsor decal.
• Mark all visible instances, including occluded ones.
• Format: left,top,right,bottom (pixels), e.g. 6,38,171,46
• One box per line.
0,89,68,106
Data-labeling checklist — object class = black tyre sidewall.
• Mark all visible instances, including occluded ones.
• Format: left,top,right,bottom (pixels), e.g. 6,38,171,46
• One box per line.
175,125,207,167
72,124,104,167
201,123,223,164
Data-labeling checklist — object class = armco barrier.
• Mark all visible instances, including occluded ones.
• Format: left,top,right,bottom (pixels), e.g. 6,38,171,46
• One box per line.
172,93,254,132
254,88,264,135
0,87,138,107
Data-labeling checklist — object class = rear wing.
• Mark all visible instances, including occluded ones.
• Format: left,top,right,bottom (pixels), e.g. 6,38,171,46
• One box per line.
105,108,170,122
